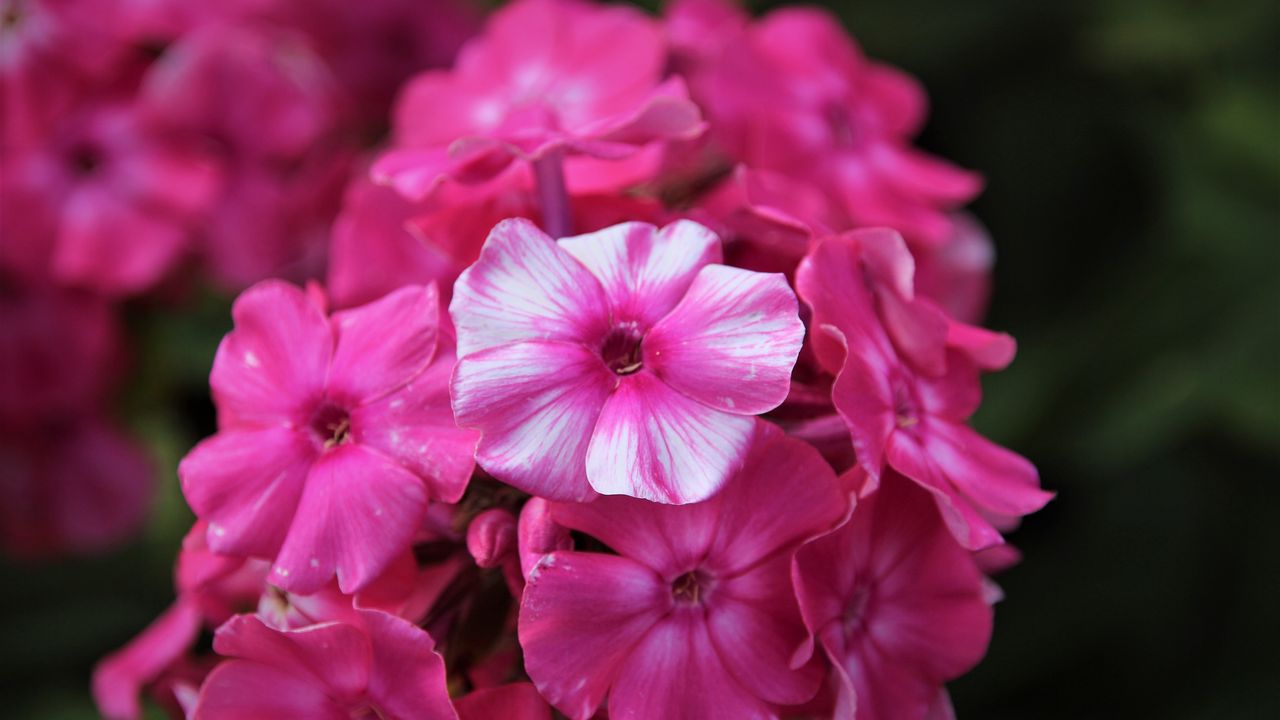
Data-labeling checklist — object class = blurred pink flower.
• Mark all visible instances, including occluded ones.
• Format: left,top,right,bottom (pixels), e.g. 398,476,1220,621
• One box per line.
792,473,994,720
373,0,704,200
450,218,803,503
519,422,846,719
180,281,476,594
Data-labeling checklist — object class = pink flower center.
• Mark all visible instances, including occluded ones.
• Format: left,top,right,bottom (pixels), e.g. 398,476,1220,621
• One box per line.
349,705,389,720
671,569,714,605
600,323,645,376
824,103,858,149
842,585,872,638
309,403,353,449
892,380,920,431
66,142,103,176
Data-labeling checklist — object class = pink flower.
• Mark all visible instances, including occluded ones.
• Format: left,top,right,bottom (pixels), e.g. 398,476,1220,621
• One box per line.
912,212,996,325
673,0,980,247
193,610,456,720
450,218,804,503
518,421,846,719
792,473,994,720
179,281,477,594
2,100,221,295
796,229,1051,549
373,0,704,200
0,417,152,557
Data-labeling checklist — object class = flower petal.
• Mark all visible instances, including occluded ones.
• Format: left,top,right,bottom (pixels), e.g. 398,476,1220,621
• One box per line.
327,285,440,406
273,444,428,594
645,264,803,416
549,495,719,577
927,422,1053,519
361,610,457,720
449,218,609,358
179,427,313,559
609,611,775,720
93,597,203,720
456,683,550,720
519,551,669,720
452,341,615,501
586,371,753,504
211,615,372,705
353,348,477,503
210,280,332,428
194,659,348,720
558,220,721,327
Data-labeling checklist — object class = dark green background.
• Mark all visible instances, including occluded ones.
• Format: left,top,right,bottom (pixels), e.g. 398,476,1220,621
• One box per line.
3,1,1277,717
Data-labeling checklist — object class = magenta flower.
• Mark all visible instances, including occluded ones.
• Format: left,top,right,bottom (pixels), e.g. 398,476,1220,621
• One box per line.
792,473,994,720
673,0,980,247
373,0,704,201
797,229,1051,549
450,218,804,503
179,281,477,594
518,422,846,719
193,610,456,720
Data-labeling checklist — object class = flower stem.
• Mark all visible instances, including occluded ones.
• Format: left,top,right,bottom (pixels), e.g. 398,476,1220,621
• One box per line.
533,151,571,239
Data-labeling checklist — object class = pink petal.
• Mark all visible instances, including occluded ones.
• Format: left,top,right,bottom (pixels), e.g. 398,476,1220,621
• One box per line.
179,427,313,559
707,555,826,705
884,433,1003,550
452,341,615,501
53,185,188,295
449,218,609,358
456,683,550,720
609,611,775,720
211,615,372,705
927,422,1053,519
93,597,203,720
573,76,707,149
327,285,440,406
946,320,1016,371
586,371,754,504
644,264,804,415
194,660,348,720
273,444,429,594
558,220,721,327
519,552,669,720
354,347,477,503
829,345,897,483
210,280,332,428
549,495,720,577
361,610,457,720
518,498,573,580
705,422,847,575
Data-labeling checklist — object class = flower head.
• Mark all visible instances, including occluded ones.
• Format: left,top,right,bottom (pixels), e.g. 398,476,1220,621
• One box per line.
797,228,1051,549
180,281,477,594
792,473,994,720
450,218,804,503
518,421,846,719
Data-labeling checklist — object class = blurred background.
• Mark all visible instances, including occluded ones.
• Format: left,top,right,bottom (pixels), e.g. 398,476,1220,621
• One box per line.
2,0,1277,718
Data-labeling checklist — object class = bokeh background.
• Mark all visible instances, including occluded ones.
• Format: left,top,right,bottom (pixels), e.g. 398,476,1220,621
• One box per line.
2,0,1277,717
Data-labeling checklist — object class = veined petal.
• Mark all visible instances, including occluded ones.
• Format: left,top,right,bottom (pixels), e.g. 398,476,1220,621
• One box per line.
519,552,669,720
210,615,372,705
558,220,721,327
452,341,615,501
273,445,429,594
327,285,440,407
549,495,720,577
361,610,457,720
179,427,313,559
449,218,609,358
609,611,776,720
586,372,753,504
646,264,803,415
210,280,332,428
927,422,1053,519
353,349,476,503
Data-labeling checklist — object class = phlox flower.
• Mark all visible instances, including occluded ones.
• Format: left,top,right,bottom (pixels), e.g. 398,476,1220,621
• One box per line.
450,218,804,503
671,0,980,247
792,473,994,720
179,281,476,594
796,228,1051,549
518,421,846,719
373,0,704,200
192,610,455,720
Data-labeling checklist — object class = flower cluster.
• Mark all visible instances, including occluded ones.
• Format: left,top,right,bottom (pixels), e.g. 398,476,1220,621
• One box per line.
0,0,477,557
93,0,1050,718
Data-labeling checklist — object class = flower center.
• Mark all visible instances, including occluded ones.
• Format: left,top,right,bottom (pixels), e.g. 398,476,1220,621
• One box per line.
892,380,920,430
671,569,713,605
67,142,102,176
309,403,352,449
1,2,22,32
600,323,644,376
842,585,872,639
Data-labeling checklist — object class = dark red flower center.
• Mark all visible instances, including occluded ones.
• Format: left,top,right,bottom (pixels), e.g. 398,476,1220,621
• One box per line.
671,569,714,605
67,142,103,176
600,323,644,376
309,403,352,449
842,585,873,638
893,380,920,430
